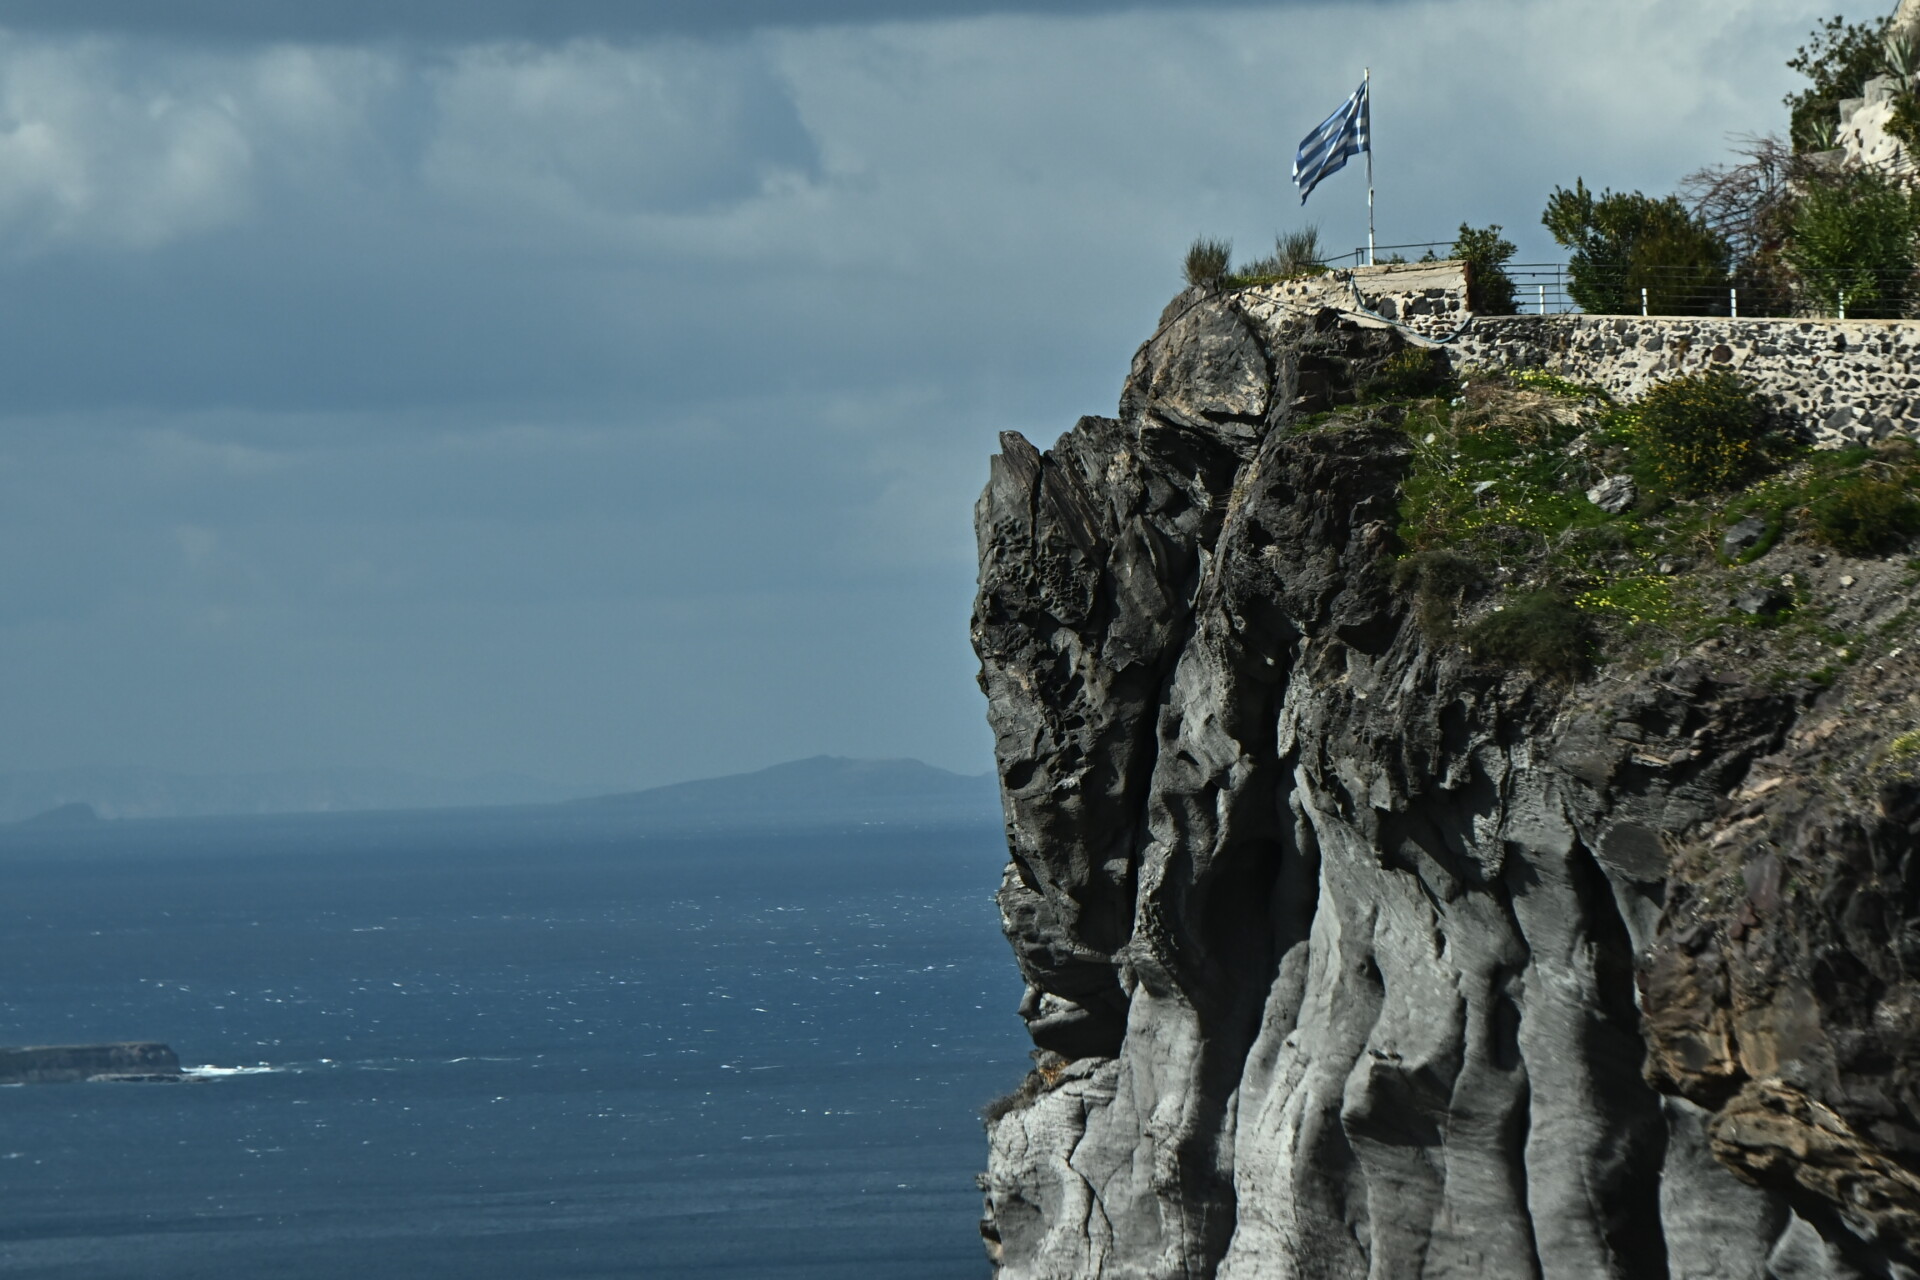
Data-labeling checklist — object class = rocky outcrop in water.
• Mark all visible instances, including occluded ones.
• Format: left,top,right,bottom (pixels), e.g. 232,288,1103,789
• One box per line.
0,1043,182,1083
972,286,1920,1277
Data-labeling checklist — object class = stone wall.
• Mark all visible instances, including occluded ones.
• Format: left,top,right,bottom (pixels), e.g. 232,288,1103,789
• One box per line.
1451,314,1920,446
1227,260,1920,446
1239,260,1470,341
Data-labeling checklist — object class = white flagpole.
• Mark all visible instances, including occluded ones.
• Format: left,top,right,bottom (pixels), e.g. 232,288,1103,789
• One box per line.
1365,66,1375,266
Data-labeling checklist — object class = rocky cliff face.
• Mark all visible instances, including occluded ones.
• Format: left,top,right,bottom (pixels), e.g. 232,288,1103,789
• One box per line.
972,288,1920,1278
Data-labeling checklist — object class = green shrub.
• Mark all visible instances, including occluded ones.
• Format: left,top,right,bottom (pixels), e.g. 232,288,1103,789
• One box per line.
1888,89,1920,154
1785,168,1920,318
1887,34,1920,154
1809,474,1920,553
1452,223,1518,314
1236,227,1325,283
1392,549,1485,635
1543,180,1731,315
1184,237,1232,290
1275,227,1323,275
1463,591,1593,679
1635,372,1771,495
1362,346,1451,402
982,1053,1069,1124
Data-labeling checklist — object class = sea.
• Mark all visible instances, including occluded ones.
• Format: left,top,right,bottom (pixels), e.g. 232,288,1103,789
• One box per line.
0,806,1027,1278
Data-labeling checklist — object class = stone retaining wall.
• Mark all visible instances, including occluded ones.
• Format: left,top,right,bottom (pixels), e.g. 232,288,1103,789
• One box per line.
1230,264,1920,447
1239,260,1471,341
1451,314,1920,447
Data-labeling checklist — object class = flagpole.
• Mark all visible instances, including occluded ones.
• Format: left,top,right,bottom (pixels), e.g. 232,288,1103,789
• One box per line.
1364,66,1375,266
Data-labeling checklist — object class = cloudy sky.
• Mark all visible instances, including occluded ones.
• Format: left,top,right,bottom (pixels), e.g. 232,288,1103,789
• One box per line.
0,0,1883,790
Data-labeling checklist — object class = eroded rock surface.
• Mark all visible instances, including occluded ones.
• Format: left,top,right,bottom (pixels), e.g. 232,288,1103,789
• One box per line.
973,290,1920,1278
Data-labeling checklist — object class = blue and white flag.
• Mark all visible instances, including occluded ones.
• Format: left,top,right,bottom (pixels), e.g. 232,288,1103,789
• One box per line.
1292,79,1370,205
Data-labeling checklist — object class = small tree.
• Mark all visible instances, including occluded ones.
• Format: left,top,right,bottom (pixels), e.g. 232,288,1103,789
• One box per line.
1680,135,1810,317
1543,180,1731,315
1785,168,1920,317
1451,224,1517,314
1785,15,1886,153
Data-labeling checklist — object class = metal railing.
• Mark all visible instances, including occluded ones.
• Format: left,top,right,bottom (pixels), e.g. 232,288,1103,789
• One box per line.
1322,241,1458,268
1494,263,1920,320
1309,242,1919,320
1505,265,1578,315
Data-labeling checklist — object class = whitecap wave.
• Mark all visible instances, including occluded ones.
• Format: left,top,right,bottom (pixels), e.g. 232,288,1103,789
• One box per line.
182,1064,279,1078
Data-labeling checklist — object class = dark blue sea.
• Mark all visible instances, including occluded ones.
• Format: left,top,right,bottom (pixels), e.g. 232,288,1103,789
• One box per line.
0,808,1024,1277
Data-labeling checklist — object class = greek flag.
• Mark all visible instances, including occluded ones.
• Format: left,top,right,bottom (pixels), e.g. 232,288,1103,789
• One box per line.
1293,79,1369,205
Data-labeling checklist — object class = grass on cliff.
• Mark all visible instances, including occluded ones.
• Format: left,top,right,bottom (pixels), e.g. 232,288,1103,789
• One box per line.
1181,230,1335,292
1382,366,1920,678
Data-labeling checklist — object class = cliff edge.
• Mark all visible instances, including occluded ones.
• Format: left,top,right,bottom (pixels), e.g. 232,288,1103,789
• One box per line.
972,288,1920,1277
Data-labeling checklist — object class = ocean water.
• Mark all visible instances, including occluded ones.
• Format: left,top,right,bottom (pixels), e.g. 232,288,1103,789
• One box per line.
0,808,1025,1277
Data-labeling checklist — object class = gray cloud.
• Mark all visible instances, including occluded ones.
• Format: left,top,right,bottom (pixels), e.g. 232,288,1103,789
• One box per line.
0,1,1871,788
0,0,1330,43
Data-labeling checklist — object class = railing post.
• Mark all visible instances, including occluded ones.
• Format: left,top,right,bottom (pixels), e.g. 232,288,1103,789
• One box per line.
1538,284,1546,316
1731,287,1738,319
1641,287,1649,317
1839,291,1848,320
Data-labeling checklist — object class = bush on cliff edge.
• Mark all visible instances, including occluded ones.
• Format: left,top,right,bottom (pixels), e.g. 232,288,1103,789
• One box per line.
1634,371,1773,496
1805,442,1920,553
1183,237,1232,291
1462,591,1594,680
1452,223,1518,315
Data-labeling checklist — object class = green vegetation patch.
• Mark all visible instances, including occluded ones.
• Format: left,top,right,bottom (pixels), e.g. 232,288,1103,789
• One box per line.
1462,591,1594,680
1634,371,1776,496
1385,363,1920,682
1542,180,1731,316
1509,368,1600,400
1397,378,1614,563
1785,16,1885,152
1362,347,1452,402
1785,169,1920,319
1726,439,1920,556
1453,223,1518,315
1183,237,1233,291
1392,550,1487,637
1809,472,1920,554
1232,227,1328,287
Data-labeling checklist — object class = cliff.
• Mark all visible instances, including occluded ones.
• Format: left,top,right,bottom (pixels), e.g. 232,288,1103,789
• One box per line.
972,288,1920,1277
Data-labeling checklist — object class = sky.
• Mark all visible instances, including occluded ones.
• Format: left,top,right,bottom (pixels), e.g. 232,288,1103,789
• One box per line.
0,0,1887,790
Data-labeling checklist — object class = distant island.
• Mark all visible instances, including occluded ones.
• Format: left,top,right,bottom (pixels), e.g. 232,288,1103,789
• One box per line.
21,801,99,826
0,1043,183,1084
572,755,999,829
0,756,999,829
0,765,596,823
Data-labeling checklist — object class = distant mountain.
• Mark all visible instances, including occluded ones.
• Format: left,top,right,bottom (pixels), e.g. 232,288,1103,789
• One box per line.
574,756,999,828
0,758,1000,827
0,767,599,824
21,801,99,826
